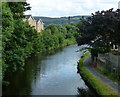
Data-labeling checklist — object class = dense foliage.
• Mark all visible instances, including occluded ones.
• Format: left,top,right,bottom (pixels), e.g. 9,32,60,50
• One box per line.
34,24,77,52
76,17,96,45
2,2,77,84
77,8,120,54
2,2,37,80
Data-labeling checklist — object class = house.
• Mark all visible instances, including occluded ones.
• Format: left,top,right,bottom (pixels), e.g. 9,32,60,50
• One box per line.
34,18,44,32
23,15,36,29
23,15,44,33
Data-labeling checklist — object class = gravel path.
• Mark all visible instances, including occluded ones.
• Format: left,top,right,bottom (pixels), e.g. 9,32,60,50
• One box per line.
84,55,120,93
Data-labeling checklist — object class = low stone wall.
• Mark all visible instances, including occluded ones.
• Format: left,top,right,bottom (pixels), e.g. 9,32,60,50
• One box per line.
97,53,120,71
97,59,106,71
108,53,120,68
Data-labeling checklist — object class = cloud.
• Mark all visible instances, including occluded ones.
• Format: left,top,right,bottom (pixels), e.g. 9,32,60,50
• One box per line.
25,0,119,17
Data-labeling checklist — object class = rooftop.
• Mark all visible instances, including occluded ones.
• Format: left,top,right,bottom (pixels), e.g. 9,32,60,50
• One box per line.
25,15,31,20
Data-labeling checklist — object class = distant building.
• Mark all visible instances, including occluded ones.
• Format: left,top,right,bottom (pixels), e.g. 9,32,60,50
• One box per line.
34,18,44,32
23,15,44,32
24,15,36,29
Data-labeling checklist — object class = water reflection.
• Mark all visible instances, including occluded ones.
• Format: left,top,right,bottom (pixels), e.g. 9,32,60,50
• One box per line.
3,45,96,96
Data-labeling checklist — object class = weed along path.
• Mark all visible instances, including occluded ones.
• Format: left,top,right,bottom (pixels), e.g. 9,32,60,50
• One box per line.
84,55,120,93
3,45,97,96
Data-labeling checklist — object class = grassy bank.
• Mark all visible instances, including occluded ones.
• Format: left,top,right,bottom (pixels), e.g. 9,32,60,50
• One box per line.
94,67,120,86
78,52,120,97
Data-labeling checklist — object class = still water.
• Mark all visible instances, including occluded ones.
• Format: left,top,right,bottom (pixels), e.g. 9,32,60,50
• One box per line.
3,45,95,96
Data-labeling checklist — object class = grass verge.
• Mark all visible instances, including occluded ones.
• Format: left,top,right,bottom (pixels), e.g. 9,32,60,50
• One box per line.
78,52,120,97
95,68,120,85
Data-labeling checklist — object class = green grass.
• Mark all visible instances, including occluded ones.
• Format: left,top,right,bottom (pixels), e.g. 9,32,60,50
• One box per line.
78,52,120,97
79,52,91,65
95,68,120,85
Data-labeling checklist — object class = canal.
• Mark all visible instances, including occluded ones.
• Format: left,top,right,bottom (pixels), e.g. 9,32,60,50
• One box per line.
3,45,96,96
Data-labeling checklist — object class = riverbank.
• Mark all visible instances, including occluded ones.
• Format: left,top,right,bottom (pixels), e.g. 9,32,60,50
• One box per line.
44,38,76,52
3,40,76,86
3,45,93,95
78,52,120,97
3,18,77,85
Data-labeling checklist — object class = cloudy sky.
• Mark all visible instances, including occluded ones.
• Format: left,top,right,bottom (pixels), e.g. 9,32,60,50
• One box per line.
25,0,119,17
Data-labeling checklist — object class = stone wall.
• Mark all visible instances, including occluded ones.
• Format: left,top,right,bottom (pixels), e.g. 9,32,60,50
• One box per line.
97,53,120,70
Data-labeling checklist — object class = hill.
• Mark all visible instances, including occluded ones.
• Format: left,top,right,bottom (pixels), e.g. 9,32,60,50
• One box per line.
33,15,91,27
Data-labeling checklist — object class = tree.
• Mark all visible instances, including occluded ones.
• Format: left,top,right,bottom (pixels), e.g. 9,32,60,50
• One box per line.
2,2,36,80
46,24,59,34
77,8,120,47
89,8,120,46
2,2,14,77
77,17,96,45
8,1,31,19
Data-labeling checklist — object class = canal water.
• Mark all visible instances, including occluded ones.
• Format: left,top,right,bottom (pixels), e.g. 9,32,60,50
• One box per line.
3,45,96,96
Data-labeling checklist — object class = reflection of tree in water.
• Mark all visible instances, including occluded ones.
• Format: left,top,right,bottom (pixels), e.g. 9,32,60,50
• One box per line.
77,88,95,97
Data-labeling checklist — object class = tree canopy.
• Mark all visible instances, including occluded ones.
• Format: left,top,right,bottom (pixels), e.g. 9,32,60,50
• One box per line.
77,8,120,47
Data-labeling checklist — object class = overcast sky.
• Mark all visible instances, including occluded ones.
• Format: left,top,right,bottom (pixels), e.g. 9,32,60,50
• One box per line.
25,0,119,17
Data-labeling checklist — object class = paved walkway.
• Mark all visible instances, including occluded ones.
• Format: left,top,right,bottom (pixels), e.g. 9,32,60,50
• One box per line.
84,55,120,93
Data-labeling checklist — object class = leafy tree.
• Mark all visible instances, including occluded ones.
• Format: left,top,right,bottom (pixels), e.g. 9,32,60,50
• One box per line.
2,2,36,81
7,2,31,18
57,33,64,44
76,17,96,45
77,8,120,48
91,9,119,45
2,2,14,77
46,24,59,34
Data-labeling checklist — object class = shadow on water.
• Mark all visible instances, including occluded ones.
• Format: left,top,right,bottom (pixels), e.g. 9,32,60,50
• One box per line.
77,87,97,97
2,47,64,95
3,45,99,96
